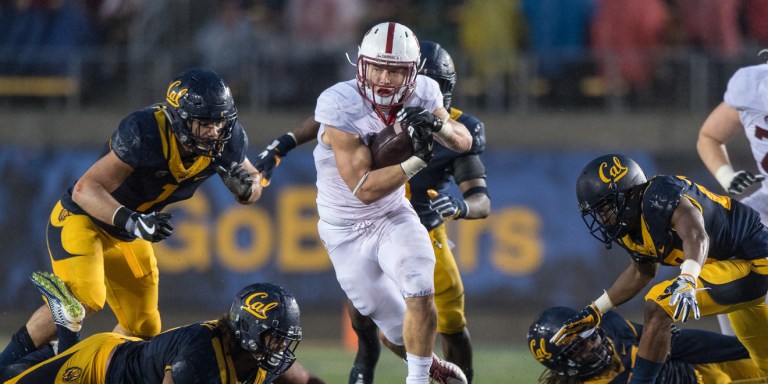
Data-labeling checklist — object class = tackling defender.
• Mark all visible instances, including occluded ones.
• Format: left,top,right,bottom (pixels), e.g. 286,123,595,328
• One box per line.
253,40,490,383
0,68,263,372
551,154,768,383
4,271,324,384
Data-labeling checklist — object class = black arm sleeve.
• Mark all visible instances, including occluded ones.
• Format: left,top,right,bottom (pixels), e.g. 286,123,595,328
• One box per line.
452,154,486,185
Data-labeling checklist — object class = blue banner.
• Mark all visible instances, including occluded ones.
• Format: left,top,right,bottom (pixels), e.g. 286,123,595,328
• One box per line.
0,146,660,312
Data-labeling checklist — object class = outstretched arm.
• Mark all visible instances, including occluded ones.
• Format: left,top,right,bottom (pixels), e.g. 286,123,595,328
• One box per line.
253,116,320,186
697,102,764,194
551,260,656,346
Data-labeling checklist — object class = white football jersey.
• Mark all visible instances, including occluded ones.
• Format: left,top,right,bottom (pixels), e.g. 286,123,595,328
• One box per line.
313,75,443,221
724,63,768,221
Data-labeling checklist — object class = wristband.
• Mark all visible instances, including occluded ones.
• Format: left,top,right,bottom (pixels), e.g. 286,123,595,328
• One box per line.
434,118,453,140
680,259,702,281
400,156,427,179
112,206,134,228
457,199,470,218
276,132,298,154
715,164,736,191
593,291,614,314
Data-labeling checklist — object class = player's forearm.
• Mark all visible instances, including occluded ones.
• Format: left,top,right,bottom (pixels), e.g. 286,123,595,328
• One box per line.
463,193,490,219
435,120,472,153
606,262,657,307
72,180,124,226
352,166,409,204
696,134,730,176
291,116,321,146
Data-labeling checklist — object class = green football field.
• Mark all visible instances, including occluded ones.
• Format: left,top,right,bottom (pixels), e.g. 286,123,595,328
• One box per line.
297,341,541,383
0,335,542,382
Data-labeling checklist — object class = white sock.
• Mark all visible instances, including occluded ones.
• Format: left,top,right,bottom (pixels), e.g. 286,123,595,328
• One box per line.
406,353,432,384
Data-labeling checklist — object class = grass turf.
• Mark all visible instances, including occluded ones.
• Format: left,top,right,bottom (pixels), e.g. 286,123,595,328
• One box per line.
297,341,541,383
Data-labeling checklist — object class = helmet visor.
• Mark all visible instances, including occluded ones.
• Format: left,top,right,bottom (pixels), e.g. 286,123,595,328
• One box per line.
252,327,302,375
559,329,613,378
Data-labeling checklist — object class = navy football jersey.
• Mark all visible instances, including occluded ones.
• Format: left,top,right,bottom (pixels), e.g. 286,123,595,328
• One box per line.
106,320,269,384
409,107,487,230
61,104,247,241
616,175,768,265
587,312,749,383
585,311,640,383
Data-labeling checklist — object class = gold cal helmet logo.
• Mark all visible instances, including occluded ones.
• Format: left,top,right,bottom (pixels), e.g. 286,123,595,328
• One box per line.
598,156,629,184
529,338,552,362
166,80,188,108
62,367,83,382
243,292,278,319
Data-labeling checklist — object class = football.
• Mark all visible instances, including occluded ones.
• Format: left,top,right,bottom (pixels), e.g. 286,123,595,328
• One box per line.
368,122,413,169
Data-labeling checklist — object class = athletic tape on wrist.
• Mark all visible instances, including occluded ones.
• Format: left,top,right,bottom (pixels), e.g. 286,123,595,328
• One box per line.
400,156,427,179
435,118,453,140
715,164,736,190
680,259,702,281
593,291,614,314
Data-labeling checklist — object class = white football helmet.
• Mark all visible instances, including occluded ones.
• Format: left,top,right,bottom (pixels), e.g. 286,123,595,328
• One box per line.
356,22,420,124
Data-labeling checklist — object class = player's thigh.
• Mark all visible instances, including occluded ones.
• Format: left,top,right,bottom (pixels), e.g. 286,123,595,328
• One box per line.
5,333,123,384
47,201,109,311
378,208,435,298
318,219,399,316
645,259,768,318
430,225,466,333
103,240,160,337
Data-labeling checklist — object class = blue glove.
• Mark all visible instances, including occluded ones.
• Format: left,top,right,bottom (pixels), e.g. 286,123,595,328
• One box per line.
550,303,601,346
427,189,468,220
659,274,700,323
216,161,253,202
254,133,297,186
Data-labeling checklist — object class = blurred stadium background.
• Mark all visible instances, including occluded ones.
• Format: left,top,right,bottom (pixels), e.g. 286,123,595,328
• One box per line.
0,0,764,381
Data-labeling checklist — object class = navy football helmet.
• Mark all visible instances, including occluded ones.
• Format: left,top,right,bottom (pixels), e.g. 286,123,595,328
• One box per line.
419,40,457,110
576,154,647,247
528,307,613,379
228,283,302,375
164,68,238,157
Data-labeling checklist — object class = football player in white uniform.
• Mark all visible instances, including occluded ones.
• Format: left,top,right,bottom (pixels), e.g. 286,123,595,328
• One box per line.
697,60,768,336
312,22,472,384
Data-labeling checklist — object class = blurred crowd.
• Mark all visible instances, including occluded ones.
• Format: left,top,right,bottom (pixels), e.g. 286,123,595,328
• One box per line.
2,0,768,110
